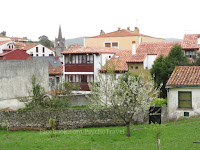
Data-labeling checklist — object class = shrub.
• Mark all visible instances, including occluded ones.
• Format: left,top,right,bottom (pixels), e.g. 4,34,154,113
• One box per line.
151,98,167,107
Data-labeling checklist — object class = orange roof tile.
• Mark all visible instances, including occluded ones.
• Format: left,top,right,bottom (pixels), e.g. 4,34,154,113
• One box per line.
91,29,151,38
127,42,179,63
62,47,119,54
49,66,63,75
166,66,200,87
101,50,132,72
0,40,11,46
20,43,40,50
181,34,200,50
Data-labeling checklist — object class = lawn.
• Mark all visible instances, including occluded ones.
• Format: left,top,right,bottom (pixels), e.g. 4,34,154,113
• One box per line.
1,118,200,150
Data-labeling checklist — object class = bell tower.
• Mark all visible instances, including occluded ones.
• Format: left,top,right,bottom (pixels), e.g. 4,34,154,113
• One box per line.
55,25,66,56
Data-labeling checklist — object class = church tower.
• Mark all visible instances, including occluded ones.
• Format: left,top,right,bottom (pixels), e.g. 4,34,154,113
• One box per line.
55,26,66,56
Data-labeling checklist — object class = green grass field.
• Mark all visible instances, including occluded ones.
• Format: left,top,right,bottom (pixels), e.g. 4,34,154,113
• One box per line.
1,118,200,150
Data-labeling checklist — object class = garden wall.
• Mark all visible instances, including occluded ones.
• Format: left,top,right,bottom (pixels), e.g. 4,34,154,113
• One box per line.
0,109,148,130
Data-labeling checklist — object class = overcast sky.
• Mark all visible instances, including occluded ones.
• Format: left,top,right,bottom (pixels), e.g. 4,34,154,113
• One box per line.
1,0,200,41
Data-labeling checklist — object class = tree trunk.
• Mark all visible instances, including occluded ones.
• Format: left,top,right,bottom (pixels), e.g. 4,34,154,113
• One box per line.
126,123,130,137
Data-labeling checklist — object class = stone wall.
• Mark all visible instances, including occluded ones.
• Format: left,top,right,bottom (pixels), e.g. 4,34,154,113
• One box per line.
0,109,148,130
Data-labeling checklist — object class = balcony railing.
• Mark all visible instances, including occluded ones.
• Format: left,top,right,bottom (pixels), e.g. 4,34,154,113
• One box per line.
65,64,94,72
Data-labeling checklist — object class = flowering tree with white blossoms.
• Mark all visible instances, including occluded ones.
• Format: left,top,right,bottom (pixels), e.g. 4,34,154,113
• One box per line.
88,71,160,137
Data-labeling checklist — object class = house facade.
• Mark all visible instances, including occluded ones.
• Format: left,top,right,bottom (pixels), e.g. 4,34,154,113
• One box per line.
126,41,178,79
166,66,200,121
62,47,119,92
0,41,11,53
23,43,55,57
181,34,200,58
85,27,164,51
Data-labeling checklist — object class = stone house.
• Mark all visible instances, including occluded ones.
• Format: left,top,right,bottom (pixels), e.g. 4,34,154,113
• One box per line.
166,66,200,121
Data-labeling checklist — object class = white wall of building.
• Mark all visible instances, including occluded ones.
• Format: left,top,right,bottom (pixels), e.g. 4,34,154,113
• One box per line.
167,87,200,121
26,44,55,56
0,41,11,53
101,53,115,67
143,55,157,69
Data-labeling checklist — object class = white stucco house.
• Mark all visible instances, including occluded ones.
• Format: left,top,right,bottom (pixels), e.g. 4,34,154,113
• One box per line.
22,43,55,56
166,66,200,121
61,46,126,93
0,40,11,53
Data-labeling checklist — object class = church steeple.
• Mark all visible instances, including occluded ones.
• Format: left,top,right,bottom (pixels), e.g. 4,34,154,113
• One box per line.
54,25,66,57
58,25,62,39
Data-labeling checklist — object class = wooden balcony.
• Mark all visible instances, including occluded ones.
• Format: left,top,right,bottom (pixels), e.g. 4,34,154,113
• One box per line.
65,64,94,72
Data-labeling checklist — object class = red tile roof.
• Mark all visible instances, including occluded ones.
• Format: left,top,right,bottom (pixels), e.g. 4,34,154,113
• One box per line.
0,40,10,46
166,66,200,87
13,42,24,46
20,43,40,50
181,34,200,50
92,29,151,38
101,50,132,72
49,66,63,75
62,47,119,54
127,42,179,63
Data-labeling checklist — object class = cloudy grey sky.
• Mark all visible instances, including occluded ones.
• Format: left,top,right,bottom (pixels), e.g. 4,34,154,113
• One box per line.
1,0,200,41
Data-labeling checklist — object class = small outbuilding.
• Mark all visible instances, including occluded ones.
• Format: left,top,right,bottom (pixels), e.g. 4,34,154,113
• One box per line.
166,66,200,121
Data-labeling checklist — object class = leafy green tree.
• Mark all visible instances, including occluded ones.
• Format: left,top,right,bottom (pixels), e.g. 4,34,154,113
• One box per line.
39,35,54,48
151,44,188,98
0,31,6,36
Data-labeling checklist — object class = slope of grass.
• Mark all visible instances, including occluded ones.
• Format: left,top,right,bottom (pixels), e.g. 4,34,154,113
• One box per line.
1,118,200,150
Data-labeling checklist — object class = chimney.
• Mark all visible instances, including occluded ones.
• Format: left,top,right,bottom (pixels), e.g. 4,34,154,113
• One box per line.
100,30,105,35
133,27,140,35
127,27,130,31
117,27,121,33
132,41,136,55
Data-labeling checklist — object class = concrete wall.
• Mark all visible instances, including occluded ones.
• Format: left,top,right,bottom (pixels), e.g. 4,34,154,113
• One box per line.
167,87,200,121
0,60,49,110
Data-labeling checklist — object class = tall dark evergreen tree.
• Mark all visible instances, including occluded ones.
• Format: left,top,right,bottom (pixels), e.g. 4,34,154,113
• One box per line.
151,44,188,98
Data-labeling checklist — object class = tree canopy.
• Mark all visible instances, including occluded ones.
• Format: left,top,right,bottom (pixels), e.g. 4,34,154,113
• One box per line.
88,71,159,137
39,35,54,48
0,31,6,36
150,44,188,98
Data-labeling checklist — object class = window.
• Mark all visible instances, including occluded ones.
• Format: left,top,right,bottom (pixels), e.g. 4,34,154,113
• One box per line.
112,42,118,48
79,55,82,63
56,77,60,84
65,55,69,64
72,55,75,64
105,43,111,47
76,55,79,64
43,47,45,53
178,91,192,108
135,66,138,69
83,55,86,63
36,54,38,56
36,47,38,53
131,66,134,69
105,42,119,48
65,75,69,81
43,54,45,56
